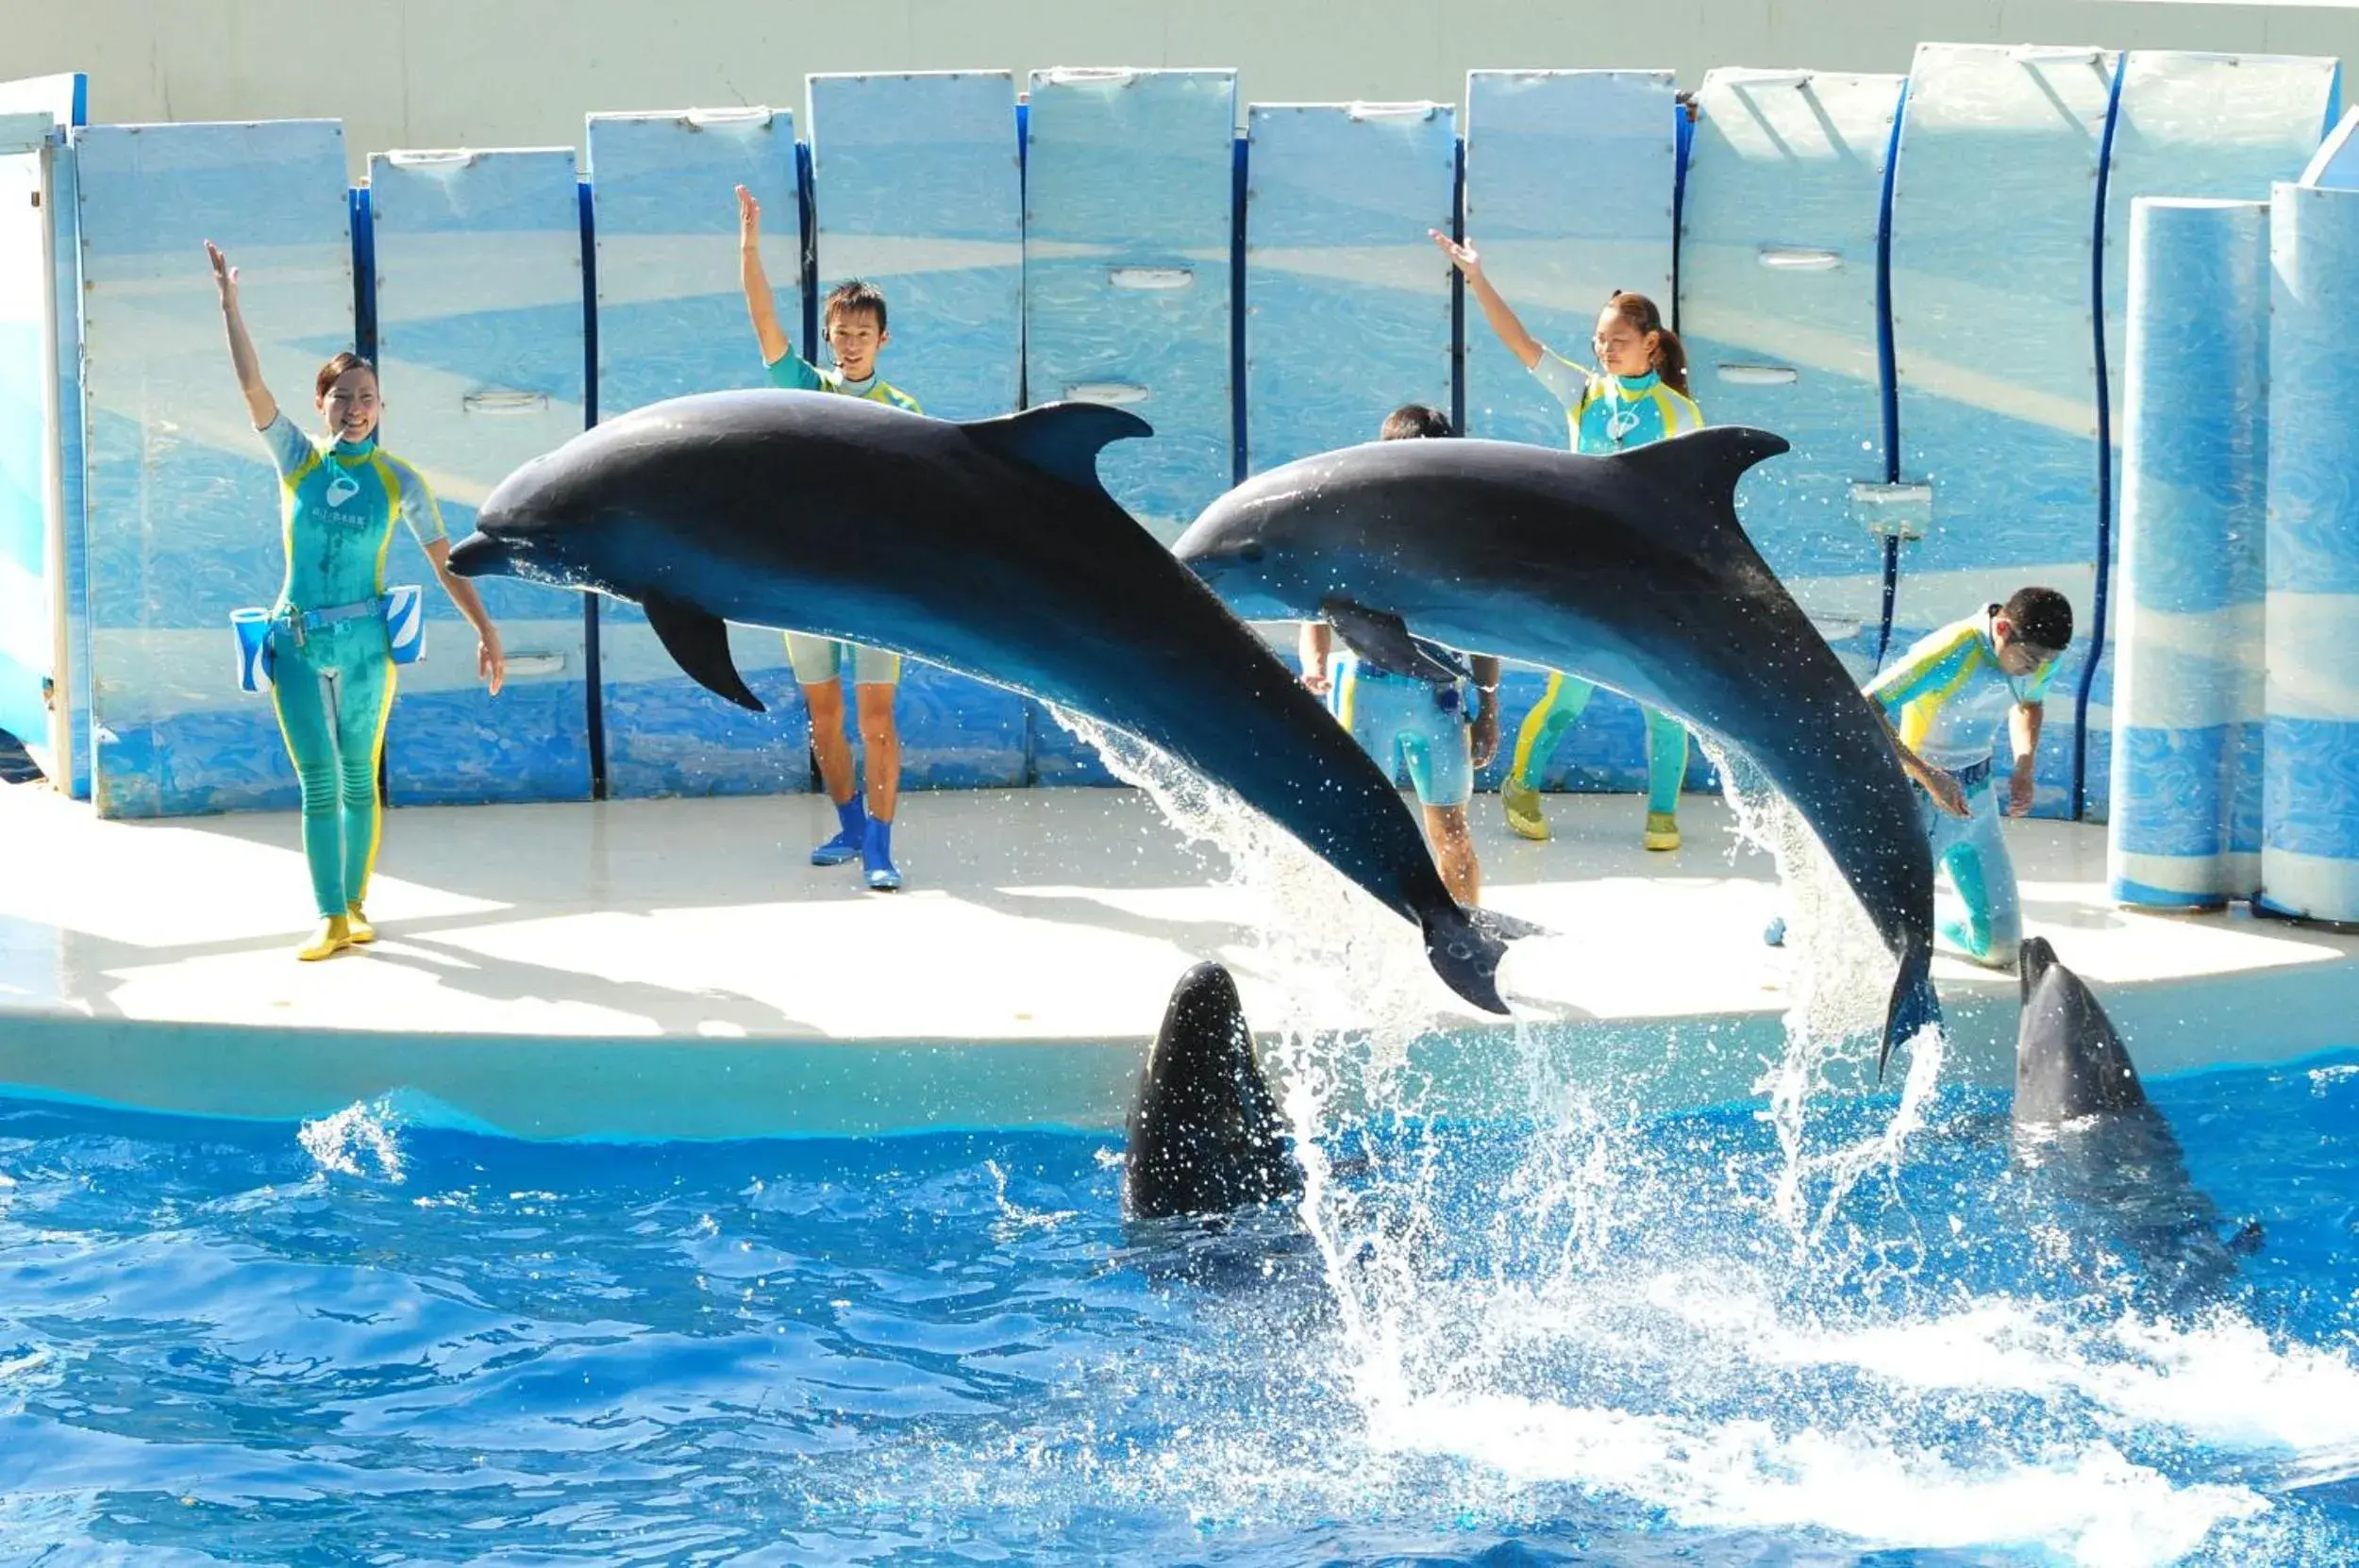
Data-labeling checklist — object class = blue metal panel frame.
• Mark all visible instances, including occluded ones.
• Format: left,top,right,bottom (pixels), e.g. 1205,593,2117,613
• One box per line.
585,108,814,800
809,70,1029,791
1022,68,1237,543
1885,44,2120,821
1461,70,1678,449
368,147,594,807
73,120,354,819
1242,101,1456,473
1679,70,1906,680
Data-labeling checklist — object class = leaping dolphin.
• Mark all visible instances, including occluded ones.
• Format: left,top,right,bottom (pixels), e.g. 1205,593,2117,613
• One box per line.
445,390,1516,1013
1123,961,1300,1223
1171,427,1939,1072
2013,937,2259,1312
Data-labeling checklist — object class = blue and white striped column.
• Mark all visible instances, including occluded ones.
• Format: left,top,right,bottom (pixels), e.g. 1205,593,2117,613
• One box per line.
2262,180,2359,924
2108,197,2269,909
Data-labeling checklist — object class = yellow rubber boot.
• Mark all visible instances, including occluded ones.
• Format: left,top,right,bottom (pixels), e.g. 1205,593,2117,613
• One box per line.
297,915,354,961
1501,778,1551,842
1643,810,1681,852
344,904,376,944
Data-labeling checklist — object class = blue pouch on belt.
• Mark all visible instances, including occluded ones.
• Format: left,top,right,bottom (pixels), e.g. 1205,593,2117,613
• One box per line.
229,585,425,692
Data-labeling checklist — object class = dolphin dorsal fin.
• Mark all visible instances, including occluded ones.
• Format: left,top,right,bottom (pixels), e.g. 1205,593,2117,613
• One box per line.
1608,425,1791,512
963,402,1154,496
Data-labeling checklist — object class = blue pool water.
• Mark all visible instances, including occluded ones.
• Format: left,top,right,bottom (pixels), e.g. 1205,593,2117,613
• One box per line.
1,1049,2355,1565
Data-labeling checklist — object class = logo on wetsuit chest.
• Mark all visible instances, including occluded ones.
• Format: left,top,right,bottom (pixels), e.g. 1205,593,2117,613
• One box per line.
325,472,361,507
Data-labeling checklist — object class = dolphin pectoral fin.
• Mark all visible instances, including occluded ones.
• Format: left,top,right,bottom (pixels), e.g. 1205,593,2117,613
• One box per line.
641,592,764,712
1424,903,1511,1015
963,403,1155,497
1880,934,1941,1080
1323,600,1464,684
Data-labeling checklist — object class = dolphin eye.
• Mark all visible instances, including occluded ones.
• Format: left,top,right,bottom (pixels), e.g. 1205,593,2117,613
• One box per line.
1238,545,1264,564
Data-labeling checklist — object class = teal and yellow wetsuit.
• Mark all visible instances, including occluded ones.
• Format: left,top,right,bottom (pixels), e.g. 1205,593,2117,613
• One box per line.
259,414,443,918
764,353,922,687
1505,350,1706,844
1867,608,2058,968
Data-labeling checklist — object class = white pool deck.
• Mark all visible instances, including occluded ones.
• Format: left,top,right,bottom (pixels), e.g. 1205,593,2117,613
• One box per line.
3,780,2354,1139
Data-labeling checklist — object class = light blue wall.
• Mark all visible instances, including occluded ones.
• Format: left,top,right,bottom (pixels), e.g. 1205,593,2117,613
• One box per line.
809,71,1030,790
368,146,595,806
1024,69,1237,544
0,74,85,795
74,119,353,820
1242,101,1455,471
1461,70,1678,449
586,108,815,800
1681,69,1904,680
32,48,2346,826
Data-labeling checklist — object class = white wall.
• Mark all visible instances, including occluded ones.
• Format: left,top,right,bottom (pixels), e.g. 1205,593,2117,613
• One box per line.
8,0,2352,174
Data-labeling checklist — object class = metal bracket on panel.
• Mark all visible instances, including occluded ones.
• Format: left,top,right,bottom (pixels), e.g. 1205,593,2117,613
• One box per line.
1064,382,1149,405
1109,267,1193,291
1851,480,1932,541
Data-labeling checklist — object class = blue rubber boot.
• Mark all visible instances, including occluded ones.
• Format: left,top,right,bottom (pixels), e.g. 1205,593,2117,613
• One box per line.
811,795,867,867
862,815,902,892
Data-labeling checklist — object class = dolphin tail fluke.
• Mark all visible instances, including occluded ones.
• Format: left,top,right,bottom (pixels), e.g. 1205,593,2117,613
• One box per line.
1879,934,1941,1081
1424,903,1514,1015
643,591,765,713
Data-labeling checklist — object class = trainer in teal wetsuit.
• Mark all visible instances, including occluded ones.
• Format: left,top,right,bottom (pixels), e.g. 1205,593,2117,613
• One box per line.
1503,346,1707,847
259,411,443,926
209,240,505,960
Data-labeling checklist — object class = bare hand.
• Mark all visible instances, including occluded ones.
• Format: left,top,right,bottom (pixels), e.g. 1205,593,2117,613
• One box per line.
2008,767,2035,817
478,628,506,696
1430,228,1482,277
735,184,761,243
1301,668,1330,697
204,240,239,309
1924,768,1971,818
1471,704,1500,769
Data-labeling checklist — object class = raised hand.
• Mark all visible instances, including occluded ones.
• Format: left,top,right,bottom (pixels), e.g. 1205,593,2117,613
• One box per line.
735,184,761,243
1429,228,1483,277
204,240,240,310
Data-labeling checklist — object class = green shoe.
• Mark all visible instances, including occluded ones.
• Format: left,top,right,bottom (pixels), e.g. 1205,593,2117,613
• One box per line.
1502,777,1550,842
1643,810,1681,852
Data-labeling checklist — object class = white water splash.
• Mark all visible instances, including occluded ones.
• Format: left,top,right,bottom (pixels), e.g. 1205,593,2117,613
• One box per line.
296,1096,408,1183
1046,709,2340,1567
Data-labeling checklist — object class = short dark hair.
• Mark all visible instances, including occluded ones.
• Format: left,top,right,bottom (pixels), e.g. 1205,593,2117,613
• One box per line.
314,351,375,401
1380,404,1452,441
824,279,889,334
2003,587,2074,654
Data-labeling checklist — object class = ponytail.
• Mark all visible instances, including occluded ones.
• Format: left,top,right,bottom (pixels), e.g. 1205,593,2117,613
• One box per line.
1604,292,1689,397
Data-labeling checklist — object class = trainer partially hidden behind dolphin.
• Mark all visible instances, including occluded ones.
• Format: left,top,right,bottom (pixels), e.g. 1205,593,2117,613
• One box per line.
446,389,1519,1013
1172,425,1942,1072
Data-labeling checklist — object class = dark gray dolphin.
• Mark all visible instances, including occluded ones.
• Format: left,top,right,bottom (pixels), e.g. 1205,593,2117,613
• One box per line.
1171,427,1939,1073
1123,961,1301,1223
445,389,1514,1013
2015,936,2148,1125
2012,937,2259,1311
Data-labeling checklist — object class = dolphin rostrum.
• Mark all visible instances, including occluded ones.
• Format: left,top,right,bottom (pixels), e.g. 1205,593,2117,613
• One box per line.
1171,427,1940,1072
1123,961,1301,1223
2012,937,2260,1311
445,389,1515,1013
